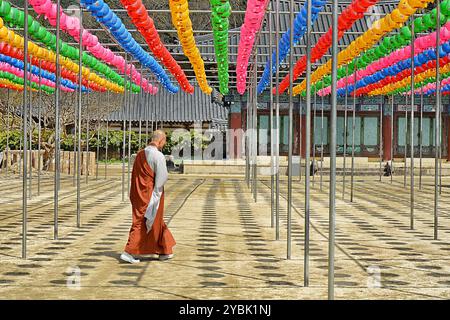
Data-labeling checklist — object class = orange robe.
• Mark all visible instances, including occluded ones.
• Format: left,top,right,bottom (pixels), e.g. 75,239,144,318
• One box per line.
125,150,176,255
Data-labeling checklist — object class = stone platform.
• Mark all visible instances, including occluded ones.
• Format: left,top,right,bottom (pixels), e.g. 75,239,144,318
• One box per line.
181,157,450,176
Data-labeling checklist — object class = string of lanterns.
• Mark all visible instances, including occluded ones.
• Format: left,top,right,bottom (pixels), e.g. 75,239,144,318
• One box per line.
0,17,126,93
314,2,450,97
0,53,88,92
236,0,269,95
169,0,212,95
340,39,450,96
210,0,231,95
0,0,143,93
360,59,450,95
120,0,194,94
81,0,176,93
317,22,450,96
412,74,450,95
0,70,55,94
26,0,155,94
0,42,107,92
0,61,75,92
258,0,327,94
0,77,27,91
368,62,450,96
292,0,435,96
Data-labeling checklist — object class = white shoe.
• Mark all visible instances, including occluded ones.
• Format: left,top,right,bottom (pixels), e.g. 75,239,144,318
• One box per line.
120,252,140,264
158,254,174,261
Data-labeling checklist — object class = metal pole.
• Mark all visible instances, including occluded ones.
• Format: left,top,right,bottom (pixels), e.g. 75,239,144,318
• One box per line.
19,122,22,178
105,91,109,179
248,64,256,196
320,85,324,192
22,0,29,259
434,0,441,240
343,65,348,198
350,64,357,203
304,0,312,287
312,90,317,187
299,96,303,182
249,67,254,196
5,89,10,178
404,94,408,188
53,0,61,240
410,18,415,230
85,89,90,185
379,95,383,182
391,94,395,185
419,86,423,190
37,62,42,196
246,87,250,187
439,109,442,195
275,0,280,241
329,0,338,300
253,48,259,202
269,11,275,228
28,57,33,200
128,89,132,197
73,74,77,187
76,5,83,228
146,93,149,143
122,57,128,203
150,92,154,136
248,62,253,192
138,68,143,149
96,120,100,181
286,0,294,260
156,90,159,132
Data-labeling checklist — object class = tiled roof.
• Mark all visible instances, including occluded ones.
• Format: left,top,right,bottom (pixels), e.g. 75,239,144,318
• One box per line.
106,85,229,124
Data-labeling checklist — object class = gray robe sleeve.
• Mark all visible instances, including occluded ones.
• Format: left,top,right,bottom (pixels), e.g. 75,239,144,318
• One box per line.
144,147,168,233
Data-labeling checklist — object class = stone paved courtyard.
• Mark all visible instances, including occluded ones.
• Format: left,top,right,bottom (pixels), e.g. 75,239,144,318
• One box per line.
1,172,450,300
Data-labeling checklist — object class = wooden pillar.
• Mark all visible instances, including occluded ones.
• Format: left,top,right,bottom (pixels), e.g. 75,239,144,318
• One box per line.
229,103,243,159
383,114,392,161
299,114,307,158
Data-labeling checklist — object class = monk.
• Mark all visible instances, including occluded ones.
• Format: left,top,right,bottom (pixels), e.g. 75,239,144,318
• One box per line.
120,130,176,264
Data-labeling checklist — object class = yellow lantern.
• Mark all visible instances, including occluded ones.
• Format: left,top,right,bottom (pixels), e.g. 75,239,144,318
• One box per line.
399,0,416,15
0,26,8,40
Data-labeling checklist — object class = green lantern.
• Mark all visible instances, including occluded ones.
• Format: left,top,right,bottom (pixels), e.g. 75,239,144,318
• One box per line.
4,6,17,23
29,19,40,35
41,32,52,46
442,0,450,16
0,1,11,16
36,26,47,40
60,42,70,56
400,26,412,40
413,17,425,33
430,8,447,26
422,13,435,29
15,10,24,28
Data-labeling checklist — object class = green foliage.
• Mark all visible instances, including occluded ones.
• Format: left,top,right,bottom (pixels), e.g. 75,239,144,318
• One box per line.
0,129,213,156
0,129,21,150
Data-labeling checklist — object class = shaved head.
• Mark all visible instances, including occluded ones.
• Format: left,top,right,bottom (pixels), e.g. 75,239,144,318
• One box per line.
151,130,166,143
150,130,167,151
